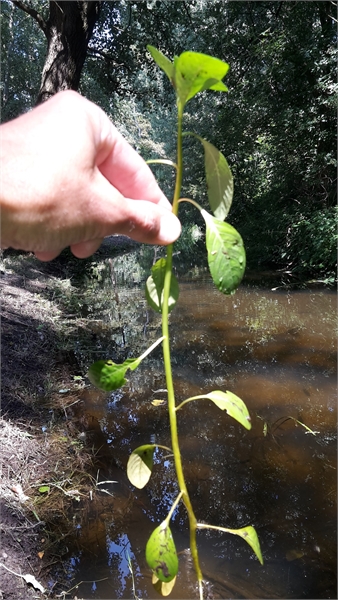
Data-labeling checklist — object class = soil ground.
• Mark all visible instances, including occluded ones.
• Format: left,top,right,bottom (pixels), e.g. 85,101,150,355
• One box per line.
0,240,137,600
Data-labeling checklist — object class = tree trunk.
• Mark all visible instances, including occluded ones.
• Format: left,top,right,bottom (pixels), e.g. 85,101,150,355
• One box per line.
2,1,15,107
36,1,101,104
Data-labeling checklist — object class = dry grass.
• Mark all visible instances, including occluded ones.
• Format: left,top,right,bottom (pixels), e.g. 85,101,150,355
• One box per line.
0,251,104,598
0,245,143,597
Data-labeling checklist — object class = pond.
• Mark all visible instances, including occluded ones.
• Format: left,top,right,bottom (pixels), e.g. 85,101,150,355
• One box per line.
60,275,337,599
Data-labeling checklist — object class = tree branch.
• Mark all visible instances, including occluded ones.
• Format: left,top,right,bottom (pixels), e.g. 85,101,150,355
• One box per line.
87,46,132,72
10,0,47,34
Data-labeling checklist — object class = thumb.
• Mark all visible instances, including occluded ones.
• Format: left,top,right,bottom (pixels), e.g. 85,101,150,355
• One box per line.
90,172,181,245
110,198,181,245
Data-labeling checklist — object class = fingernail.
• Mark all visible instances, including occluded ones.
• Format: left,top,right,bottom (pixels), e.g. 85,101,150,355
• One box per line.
159,213,181,244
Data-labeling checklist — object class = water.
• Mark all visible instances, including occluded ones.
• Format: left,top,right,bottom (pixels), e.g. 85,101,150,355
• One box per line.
58,278,337,599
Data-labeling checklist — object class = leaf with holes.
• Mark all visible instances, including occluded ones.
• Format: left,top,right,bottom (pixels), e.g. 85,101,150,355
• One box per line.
88,357,141,392
174,51,229,106
127,445,155,489
147,47,229,109
201,210,246,294
146,521,178,583
88,337,164,391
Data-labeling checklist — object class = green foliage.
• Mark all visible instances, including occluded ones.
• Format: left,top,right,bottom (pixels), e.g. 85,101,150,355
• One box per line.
288,207,338,277
0,0,46,121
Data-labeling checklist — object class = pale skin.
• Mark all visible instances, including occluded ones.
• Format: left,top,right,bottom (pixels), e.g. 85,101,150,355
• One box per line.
0,90,181,261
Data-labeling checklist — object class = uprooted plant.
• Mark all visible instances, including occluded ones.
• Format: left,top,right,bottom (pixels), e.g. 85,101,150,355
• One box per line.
88,46,263,599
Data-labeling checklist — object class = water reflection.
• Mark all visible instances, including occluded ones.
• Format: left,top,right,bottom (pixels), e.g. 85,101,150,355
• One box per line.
63,279,336,599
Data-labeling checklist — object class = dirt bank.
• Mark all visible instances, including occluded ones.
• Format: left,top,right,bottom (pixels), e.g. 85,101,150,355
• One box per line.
0,240,138,600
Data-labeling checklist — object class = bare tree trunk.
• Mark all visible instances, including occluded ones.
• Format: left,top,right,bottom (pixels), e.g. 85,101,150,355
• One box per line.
37,1,101,104
12,0,101,104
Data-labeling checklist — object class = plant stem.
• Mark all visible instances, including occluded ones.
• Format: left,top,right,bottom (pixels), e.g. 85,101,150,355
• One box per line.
165,490,184,524
161,102,204,595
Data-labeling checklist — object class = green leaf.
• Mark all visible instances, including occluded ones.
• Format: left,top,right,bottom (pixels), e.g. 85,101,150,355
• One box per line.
204,391,251,430
201,209,246,294
88,337,164,392
127,444,155,489
38,486,50,494
145,258,179,313
192,136,233,220
147,45,175,82
88,357,140,391
226,526,264,565
146,521,179,583
147,47,229,109
174,51,229,106
177,391,251,430
197,523,263,565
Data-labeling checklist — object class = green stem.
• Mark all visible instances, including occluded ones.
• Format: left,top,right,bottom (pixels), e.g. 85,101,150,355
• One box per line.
146,158,178,170
178,197,203,212
176,394,209,411
165,490,184,524
138,336,165,362
161,102,204,594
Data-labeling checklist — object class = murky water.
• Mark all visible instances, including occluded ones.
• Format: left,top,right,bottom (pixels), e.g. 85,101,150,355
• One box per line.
60,278,336,599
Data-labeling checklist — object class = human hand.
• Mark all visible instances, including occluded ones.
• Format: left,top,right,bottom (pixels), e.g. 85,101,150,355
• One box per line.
0,90,181,261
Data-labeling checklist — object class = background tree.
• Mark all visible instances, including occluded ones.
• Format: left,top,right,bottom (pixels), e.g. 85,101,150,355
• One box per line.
1,0,336,278
10,0,101,103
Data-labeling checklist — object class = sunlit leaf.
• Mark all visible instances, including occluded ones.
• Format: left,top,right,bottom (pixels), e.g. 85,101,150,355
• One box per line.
146,521,179,583
145,258,179,313
174,51,229,106
193,136,233,220
178,390,251,429
227,526,263,565
205,390,251,430
197,523,263,565
127,444,155,489
88,337,164,392
88,357,140,391
147,45,174,82
152,573,176,596
38,486,50,494
147,47,229,109
201,209,246,294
